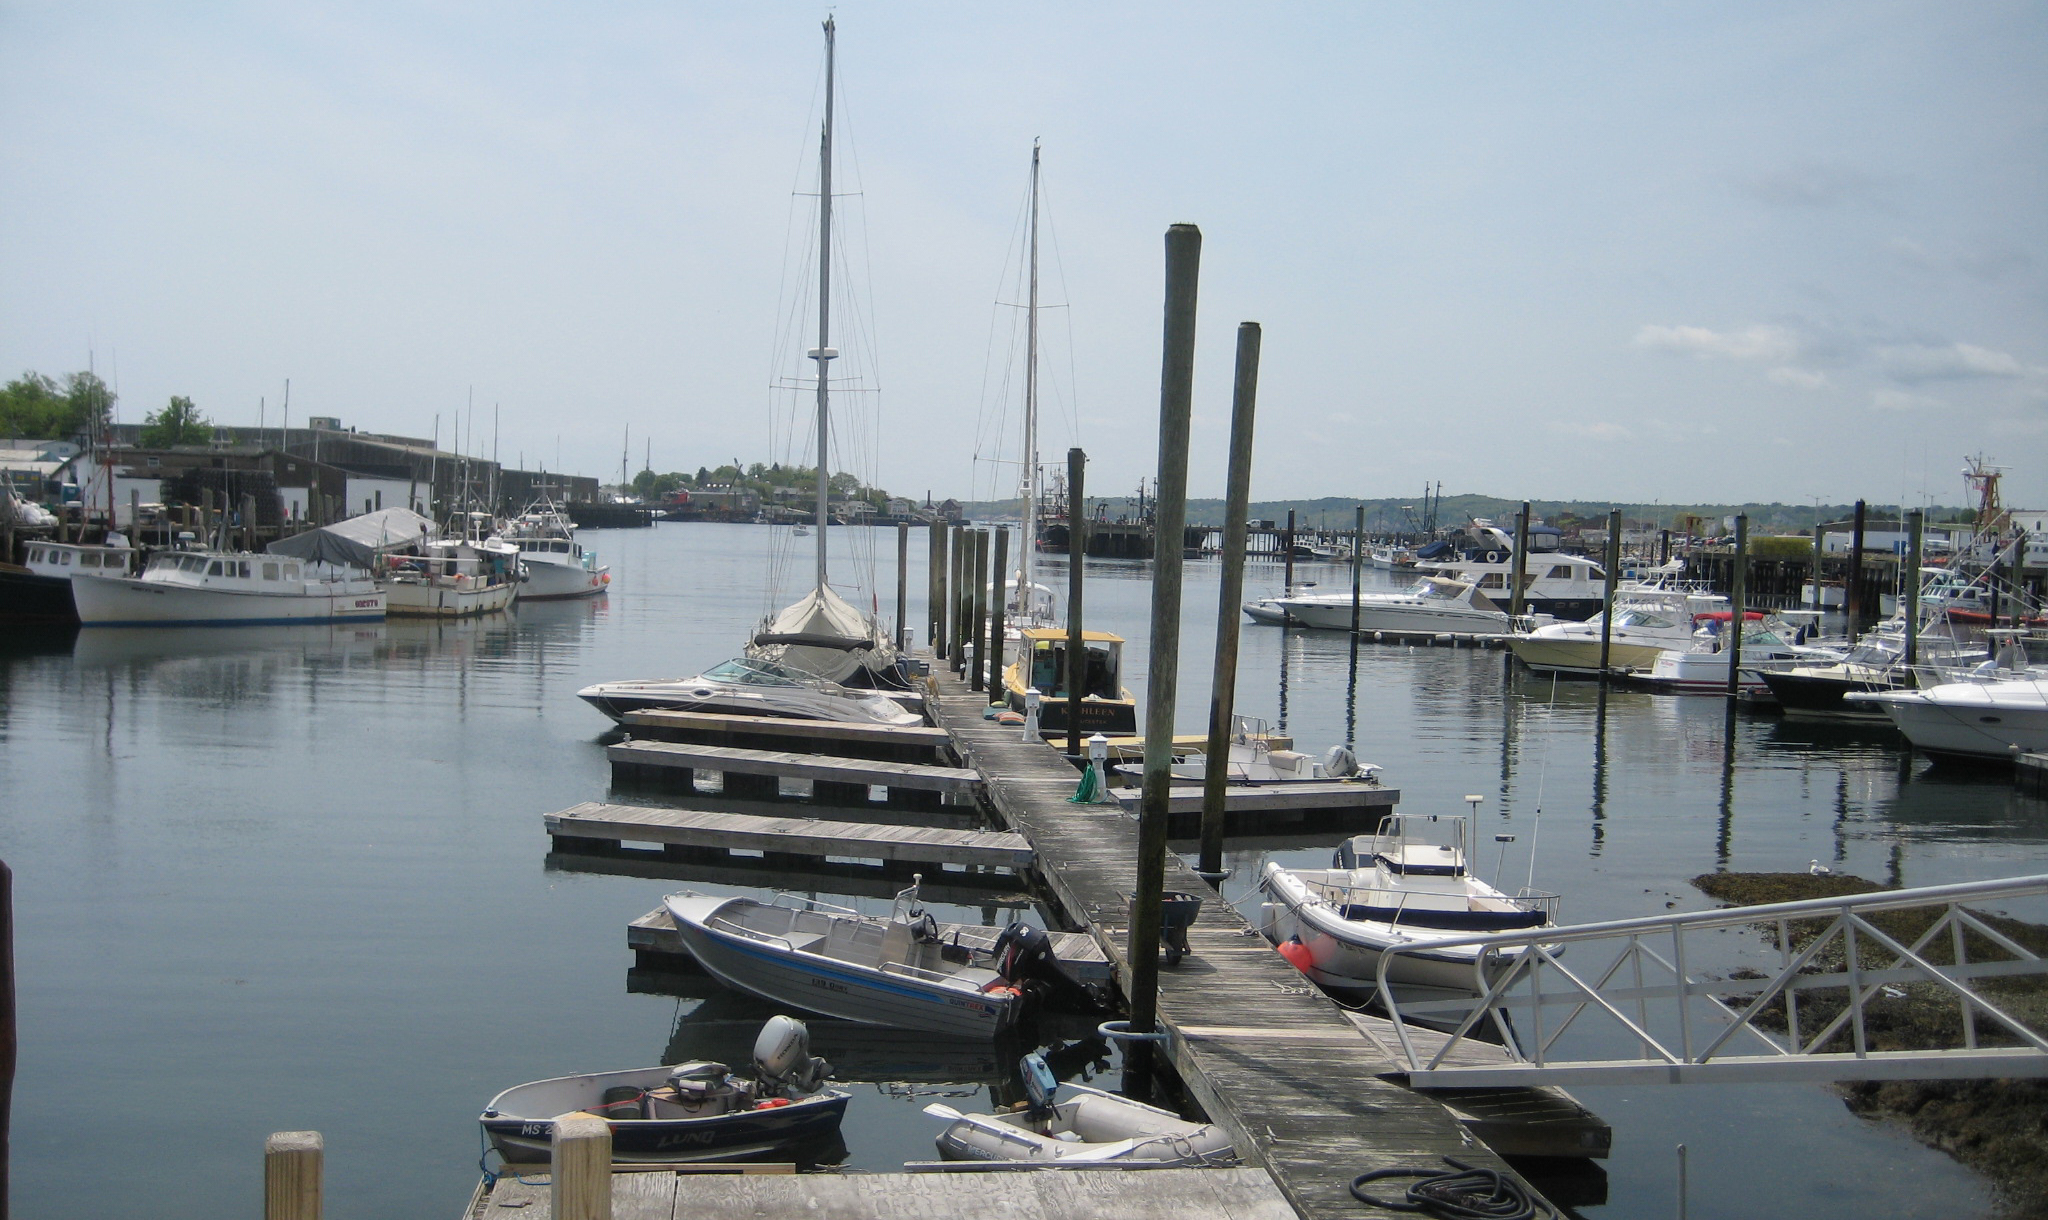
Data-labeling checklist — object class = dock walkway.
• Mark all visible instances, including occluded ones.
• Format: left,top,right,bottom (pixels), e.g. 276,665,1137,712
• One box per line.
546,801,1029,872
926,666,1556,1220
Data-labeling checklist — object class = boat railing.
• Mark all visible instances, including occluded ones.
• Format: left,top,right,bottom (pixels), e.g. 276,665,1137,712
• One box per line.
1511,889,1562,922
706,915,804,954
876,958,976,987
767,891,862,918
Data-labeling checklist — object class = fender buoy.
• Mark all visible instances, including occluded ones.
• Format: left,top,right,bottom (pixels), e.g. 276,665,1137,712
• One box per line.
1484,550,1505,564
1277,937,1313,972
600,573,611,584
980,982,1023,996
753,1097,792,1110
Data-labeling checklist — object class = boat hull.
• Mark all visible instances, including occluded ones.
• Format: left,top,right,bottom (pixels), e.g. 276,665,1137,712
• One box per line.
69,573,386,626
0,566,77,626
1759,670,1900,720
1248,597,1507,635
519,560,609,601
1863,685,2048,764
384,577,518,618
1507,635,1665,676
484,1092,847,1165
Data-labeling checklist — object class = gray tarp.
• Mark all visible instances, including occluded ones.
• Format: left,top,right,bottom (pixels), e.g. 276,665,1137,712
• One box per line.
266,508,438,570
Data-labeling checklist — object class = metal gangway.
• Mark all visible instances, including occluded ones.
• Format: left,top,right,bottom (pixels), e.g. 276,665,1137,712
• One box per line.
1379,874,2048,1086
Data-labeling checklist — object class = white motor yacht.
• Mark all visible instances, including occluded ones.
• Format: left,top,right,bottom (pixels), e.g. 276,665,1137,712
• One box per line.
1855,676,2048,764
1624,611,1842,695
577,656,923,726
1507,586,1730,677
1243,575,1522,636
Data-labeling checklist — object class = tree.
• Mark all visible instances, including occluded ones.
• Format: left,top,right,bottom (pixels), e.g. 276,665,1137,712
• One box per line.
141,395,212,447
62,371,115,435
0,369,118,439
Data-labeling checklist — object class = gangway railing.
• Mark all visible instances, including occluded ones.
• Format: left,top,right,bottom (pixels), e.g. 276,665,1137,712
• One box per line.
1378,874,2048,1086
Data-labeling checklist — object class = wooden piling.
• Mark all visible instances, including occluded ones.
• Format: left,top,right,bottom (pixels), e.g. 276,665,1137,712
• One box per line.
551,1112,612,1220
1509,501,1531,619
1133,222,1201,1037
1597,508,1621,682
1065,448,1087,757
1904,510,1923,669
969,530,989,692
928,519,945,653
1810,524,1825,612
896,520,910,652
950,526,969,665
1199,322,1260,879
1282,508,1296,595
0,859,11,1220
1848,499,1867,640
989,527,1009,700
1725,514,1748,699
1350,504,1365,635
263,1131,322,1220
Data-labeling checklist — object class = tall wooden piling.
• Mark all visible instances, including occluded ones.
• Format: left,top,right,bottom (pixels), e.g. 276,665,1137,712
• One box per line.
950,527,969,665
928,519,945,652
1065,448,1087,756
896,520,910,651
1725,514,1748,699
263,1131,322,1220
1350,503,1365,635
551,1112,612,1220
969,530,990,692
1848,500,1867,640
1199,322,1261,880
1132,223,1201,1039
1509,501,1531,619
0,859,12,1220
1282,508,1296,596
1904,510,1923,669
1597,508,1622,682
1810,524,1825,612
988,527,1009,699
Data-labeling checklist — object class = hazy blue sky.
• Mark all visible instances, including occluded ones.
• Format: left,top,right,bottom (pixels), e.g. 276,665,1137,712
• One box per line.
4,3,2043,507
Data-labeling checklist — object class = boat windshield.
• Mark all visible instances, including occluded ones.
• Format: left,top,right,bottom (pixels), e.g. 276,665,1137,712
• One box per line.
1411,580,1458,600
1613,608,1678,629
701,659,804,686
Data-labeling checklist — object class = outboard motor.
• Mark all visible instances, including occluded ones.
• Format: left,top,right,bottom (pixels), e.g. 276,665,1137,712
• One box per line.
1322,745,1359,779
1019,1051,1060,1116
663,1061,749,1114
752,1015,832,1095
990,923,1107,1011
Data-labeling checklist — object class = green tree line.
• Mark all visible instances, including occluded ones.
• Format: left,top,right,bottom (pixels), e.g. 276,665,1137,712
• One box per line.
630,461,894,508
3,369,215,447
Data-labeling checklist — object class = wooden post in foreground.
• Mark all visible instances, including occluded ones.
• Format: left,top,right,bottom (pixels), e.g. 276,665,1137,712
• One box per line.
969,530,990,692
989,527,1010,701
1133,222,1202,1037
1904,510,1923,670
1725,514,1748,699
1198,321,1260,880
928,519,945,652
0,860,12,1220
1509,501,1531,620
895,520,910,652
264,1131,323,1220
1597,508,1622,683
551,1113,612,1220
1065,448,1087,756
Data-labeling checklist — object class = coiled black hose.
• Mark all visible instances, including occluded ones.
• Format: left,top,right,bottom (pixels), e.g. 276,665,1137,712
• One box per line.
1349,1156,1558,1220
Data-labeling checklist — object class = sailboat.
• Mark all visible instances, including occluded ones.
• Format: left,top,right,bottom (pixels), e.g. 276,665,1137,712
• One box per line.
745,18,907,693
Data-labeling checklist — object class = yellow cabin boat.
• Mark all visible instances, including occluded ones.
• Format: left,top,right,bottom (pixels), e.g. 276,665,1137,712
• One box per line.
1003,627,1138,736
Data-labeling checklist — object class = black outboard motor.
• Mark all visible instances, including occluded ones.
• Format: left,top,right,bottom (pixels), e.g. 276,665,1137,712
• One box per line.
989,923,1107,1011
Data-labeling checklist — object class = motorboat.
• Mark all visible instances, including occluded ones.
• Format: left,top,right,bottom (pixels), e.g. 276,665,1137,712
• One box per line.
1506,585,1729,677
1854,675,2048,764
70,547,383,626
1414,520,1608,620
495,496,610,601
1761,615,1987,719
381,536,521,618
663,881,1079,1038
925,1052,1236,1167
1,537,137,626
480,1015,849,1164
1622,611,1842,695
1259,813,1558,996
1002,627,1137,736
1367,543,1416,570
1111,715,1381,787
577,656,923,726
1243,575,1521,636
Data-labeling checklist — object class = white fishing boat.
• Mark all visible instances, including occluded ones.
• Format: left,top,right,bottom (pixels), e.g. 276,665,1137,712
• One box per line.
577,656,922,725
1623,611,1841,695
663,880,1071,1039
745,19,904,693
1243,576,1518,635
480,1015,848,1165
381,535,521,618
70,547,383,626
1506,585,1729,677
925,1052,1236,1167
496,495,610,601
1854,674,2048,764
1,537,137,626
1260,814,1558,996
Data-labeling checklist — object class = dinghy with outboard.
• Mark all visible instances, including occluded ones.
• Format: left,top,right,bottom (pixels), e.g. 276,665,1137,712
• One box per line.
924,1052,1236,1166
479,1015,848,1164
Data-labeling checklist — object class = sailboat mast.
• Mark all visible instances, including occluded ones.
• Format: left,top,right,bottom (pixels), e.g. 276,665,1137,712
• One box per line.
810,16,837,592
1020,140,1040,604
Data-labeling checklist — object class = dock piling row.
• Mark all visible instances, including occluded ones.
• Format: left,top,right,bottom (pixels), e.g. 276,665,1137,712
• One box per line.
1198,321,1260,879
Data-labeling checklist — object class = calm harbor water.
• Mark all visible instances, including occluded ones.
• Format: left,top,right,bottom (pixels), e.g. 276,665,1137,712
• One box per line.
3,522,2043,1217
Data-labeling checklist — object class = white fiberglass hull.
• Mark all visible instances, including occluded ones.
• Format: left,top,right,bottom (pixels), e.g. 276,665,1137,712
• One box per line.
384,577,518,618
1247,596,1506,635
1860,681,2048,763
1507,633,1666,676
1258,863,1538,995
70,573,385,627
933,1089,1235,1166
521,558,609,600
577,677,921,726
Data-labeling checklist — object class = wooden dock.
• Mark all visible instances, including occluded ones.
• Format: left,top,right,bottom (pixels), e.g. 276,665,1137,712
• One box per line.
1106,779,1398,837
545,801,1029,874
608,739,981,809
2019,752,2048,798
925,664,1562,1220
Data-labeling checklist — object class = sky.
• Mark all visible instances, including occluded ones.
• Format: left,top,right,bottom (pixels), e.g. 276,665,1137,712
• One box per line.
3,2,2044,507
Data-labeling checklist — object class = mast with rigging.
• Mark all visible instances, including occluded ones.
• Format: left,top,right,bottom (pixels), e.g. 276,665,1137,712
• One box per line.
808,15,838,593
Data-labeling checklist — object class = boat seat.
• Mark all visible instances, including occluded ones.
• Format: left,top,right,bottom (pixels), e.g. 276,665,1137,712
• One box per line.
783,933,828,956
876,920,912,969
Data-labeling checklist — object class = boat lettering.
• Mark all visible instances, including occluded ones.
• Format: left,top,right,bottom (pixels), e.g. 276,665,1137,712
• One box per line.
809,978,849,995
355,599,379,608
653,1130,720,1147
520,1123,547,1136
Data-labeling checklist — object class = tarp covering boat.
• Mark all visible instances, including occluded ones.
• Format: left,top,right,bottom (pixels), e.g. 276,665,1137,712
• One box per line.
267,508,438,570
747,585,905,688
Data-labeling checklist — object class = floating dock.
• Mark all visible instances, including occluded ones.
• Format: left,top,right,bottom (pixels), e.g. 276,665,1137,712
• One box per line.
608,739,980,809
1106,779,1398,837
546,801,1028,876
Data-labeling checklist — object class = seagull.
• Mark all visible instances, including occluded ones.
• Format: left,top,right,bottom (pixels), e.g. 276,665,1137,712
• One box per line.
1809,860,1834,877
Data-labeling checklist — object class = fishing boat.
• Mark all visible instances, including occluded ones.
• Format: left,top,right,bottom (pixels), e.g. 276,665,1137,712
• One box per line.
1001,627,1137,736
1621,611,1841,695
745,18,905,693
496,496,610,601
925,1052,1236,1167
1506,585,1729,677
663,880,1072,1038
479,1015,848,1165
1259,813,1558,996
577,656,922,725
70,547,383,626
381,535,521,618
1853,673,2048,764
0,537,137,626
1243,575,1517,635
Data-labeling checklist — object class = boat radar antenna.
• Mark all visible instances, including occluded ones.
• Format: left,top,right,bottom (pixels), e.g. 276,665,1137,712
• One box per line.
1962,454,2007,536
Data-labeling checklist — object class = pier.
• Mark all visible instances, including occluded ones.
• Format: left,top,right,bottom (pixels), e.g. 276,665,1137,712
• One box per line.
545,800,1029,876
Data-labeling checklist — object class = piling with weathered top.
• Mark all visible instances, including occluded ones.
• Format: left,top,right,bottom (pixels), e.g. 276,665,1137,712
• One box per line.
989,527,1010,699
1282,508,1296,596
1848,499,1867,640
0,858,12,1220
1350,503,1365,635
1904,510,1923,669
928,519,946,653
551,1112,612,1220
1065,448,1087,756
950,526,969,665
1597,508,1622,681
1725,514,1748,699
896,520,910,652
1132,223,1201,1038
1509,501,1531,619
263,1131,322,1220
969,530,990,692
1198,321,1260,880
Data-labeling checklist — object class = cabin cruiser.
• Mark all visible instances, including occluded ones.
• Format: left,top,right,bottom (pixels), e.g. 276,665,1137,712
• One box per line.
70,546,383,626
480,1015,848,1164
1854,675,2048,764
495,498,610,600
1260,813,1558,996
1002,627,1138,736
577,656,923,726
1622,611,1842,695
1,537,137,625
1762,615,1987,718
1506,586,1730,677
1414,520,1607,620
1243,576,1524,636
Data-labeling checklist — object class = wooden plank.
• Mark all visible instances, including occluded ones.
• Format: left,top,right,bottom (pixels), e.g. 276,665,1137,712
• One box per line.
661,1168,1295,1220
545,802,1030,870
551,851,1030,906
609,740,982,793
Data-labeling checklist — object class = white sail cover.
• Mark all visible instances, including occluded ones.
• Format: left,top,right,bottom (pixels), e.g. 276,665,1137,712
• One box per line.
747,586,902,687
266,508,438,571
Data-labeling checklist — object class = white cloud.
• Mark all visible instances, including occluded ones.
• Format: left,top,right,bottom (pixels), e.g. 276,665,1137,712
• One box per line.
1768,367,1830,391
1875,342,2028,384
1871,389,1944,412
1545,420,1632,440
1634,324,1799,364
